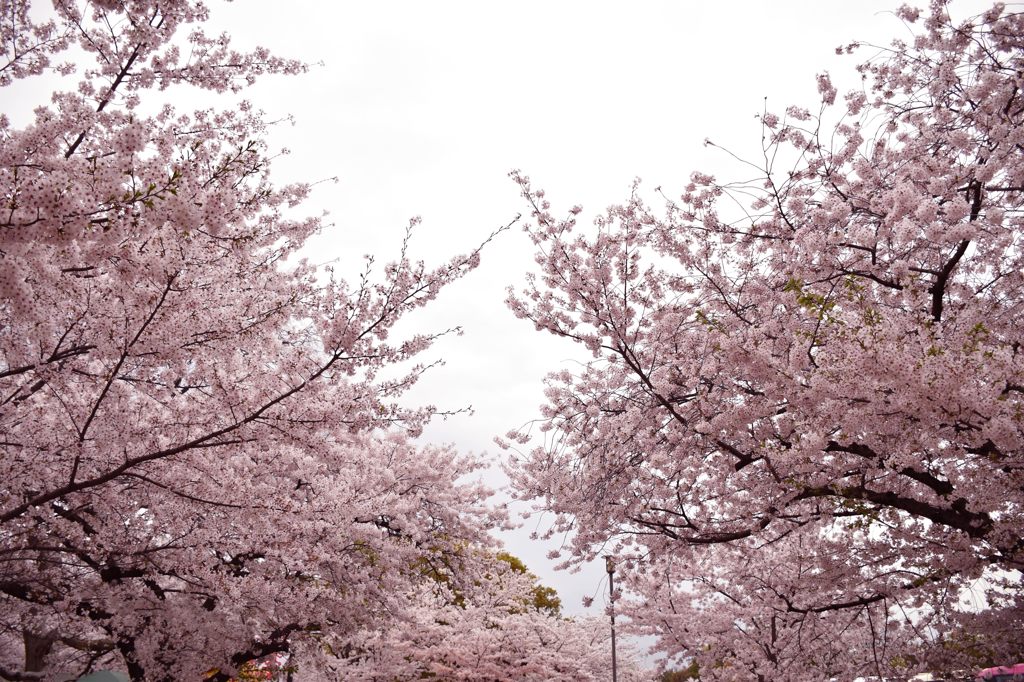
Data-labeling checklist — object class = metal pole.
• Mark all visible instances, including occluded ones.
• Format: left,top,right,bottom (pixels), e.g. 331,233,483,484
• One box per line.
605,556,618,682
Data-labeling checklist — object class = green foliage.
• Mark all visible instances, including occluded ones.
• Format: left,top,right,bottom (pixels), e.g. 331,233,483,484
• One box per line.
496,551,562,618
694,309,725,332
660,660,700,681
785,276,837,321
963,321,989,354
495,551,529,573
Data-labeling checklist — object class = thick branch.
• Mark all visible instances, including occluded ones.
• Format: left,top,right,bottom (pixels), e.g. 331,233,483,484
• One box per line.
824,440,954,497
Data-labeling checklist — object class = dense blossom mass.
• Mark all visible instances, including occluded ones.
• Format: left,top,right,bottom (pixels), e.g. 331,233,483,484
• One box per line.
332,552,647,681
506,2,1024,680
0,1,639,680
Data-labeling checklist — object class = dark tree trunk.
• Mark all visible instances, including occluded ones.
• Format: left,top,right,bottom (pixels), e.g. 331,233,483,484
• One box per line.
22,630,54,674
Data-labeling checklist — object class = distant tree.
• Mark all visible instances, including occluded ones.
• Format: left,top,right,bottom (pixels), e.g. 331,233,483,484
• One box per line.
0,1,508,680
505,2,1024,680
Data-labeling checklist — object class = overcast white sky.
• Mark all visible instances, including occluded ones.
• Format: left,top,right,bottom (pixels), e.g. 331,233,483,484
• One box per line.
199,0,998,624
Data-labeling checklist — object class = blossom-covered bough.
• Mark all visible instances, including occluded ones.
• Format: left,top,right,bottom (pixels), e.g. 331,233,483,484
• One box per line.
0,1,548,679
506,2,1024,679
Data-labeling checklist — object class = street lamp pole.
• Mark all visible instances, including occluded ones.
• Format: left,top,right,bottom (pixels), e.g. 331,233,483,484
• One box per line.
605,556,618,682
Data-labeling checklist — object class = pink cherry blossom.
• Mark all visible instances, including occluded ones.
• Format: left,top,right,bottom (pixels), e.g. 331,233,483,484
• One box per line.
0,1,518,680
506,2,1024,679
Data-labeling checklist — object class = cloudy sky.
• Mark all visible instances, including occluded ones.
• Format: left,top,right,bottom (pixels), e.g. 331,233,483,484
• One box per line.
179,0,992,622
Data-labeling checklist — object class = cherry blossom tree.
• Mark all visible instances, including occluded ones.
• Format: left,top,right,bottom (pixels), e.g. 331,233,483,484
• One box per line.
0,1,510,680
505,2,1024,679
332,550,648,681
